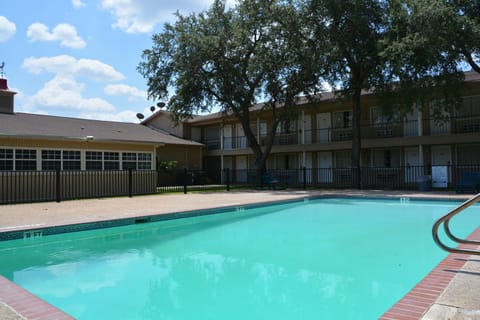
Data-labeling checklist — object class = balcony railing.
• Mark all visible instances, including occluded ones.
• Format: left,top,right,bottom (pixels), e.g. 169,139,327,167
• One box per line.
203,116,480,150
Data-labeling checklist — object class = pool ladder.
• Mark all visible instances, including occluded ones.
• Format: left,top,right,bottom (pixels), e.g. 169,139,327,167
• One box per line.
432,193,480,256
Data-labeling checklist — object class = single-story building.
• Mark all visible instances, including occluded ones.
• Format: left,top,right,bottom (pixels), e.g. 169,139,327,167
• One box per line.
0,78,203,172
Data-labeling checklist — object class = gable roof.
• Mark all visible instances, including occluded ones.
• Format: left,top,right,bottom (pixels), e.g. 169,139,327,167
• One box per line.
0,112,203,146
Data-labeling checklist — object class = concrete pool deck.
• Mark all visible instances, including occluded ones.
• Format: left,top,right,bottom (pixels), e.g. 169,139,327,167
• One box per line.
0,190,479,319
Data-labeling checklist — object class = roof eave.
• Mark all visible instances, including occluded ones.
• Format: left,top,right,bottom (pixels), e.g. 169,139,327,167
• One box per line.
0,134,167,147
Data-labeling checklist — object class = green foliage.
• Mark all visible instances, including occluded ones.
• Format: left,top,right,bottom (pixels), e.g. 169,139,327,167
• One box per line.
138,0,324,172
449,0,480,72
158,160,178,172
378,0,466,116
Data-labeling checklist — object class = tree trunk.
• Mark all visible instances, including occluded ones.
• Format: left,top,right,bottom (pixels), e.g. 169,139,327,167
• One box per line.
351,87,362,189
240,117,269,187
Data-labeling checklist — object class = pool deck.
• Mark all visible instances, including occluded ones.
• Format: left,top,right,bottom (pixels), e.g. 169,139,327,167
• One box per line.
0,189,479,319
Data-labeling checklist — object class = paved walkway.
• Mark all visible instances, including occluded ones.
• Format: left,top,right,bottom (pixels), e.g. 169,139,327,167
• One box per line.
0,190,479,319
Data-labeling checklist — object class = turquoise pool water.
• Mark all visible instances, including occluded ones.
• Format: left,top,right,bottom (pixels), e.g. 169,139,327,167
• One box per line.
0,198,479,319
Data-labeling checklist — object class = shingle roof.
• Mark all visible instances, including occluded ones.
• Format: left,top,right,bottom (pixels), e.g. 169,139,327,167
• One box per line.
0,112,203,146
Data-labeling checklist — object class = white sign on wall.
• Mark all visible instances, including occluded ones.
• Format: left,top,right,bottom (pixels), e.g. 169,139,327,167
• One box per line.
432,166,448,188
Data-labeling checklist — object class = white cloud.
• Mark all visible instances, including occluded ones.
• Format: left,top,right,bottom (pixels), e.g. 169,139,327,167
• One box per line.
25,75,116,112
0,16,16,42
104,84,146,100
27,22,86,48
20,55,133,120
72,0,86,8
22,55,124,82
100,0,212,34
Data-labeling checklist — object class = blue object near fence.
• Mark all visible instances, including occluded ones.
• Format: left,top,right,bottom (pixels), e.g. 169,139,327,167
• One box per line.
456,172,480,194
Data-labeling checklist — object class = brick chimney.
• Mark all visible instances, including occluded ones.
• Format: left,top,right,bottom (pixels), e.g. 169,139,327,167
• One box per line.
0,78,16,114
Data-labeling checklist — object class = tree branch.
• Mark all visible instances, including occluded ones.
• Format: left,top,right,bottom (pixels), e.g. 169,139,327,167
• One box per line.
464,50,480,73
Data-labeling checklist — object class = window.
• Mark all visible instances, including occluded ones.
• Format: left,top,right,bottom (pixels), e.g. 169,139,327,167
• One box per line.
15,149,37,171
370,106,399,126
275,154,296,170
457,96,480,118
42,150,61,170
138,153,152,170
0,149,13,171
104,152,120,170
259,122,267,137
86,151,102,170
333,111,352,128
457,144,480,165
63,151,81,170
372,149,400,167
122,152,137,170
335,150,351,168
276,120,294,134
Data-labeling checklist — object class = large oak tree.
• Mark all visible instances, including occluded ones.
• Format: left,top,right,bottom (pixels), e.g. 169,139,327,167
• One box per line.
305,0,389,188
138,0,323,181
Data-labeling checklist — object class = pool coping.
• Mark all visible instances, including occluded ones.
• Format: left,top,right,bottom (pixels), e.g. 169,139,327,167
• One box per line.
380,226,480,320
0,191,478,319
0,197,310,241
0,193,470,242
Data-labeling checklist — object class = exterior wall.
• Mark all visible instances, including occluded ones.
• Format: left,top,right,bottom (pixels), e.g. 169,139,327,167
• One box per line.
145,112,184,137
188,83,480,176
0,138,157,171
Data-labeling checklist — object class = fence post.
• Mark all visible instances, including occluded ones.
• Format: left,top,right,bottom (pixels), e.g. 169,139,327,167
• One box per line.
183,168,188,194
56,169,61,202
128,168,133,198
303,167,307,190
225,168,230,191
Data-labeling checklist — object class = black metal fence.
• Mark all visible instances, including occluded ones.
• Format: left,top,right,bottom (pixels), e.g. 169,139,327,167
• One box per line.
2,165,479,204
202,165,480,191
0,169,157,204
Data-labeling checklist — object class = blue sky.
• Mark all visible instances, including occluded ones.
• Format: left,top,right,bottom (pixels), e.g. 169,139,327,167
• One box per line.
0,0,218,123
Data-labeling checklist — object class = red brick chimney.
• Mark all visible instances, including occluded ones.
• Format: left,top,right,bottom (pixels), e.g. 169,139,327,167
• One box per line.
0,78,7,90
0,78,16,114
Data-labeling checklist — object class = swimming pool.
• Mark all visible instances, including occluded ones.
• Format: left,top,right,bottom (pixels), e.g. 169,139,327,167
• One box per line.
0,197,478,319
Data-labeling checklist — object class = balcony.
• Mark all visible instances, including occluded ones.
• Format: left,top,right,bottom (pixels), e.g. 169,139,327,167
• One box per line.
202,116,480,151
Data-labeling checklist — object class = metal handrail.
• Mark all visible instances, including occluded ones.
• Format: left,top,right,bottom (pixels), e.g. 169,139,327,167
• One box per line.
432,193,480,255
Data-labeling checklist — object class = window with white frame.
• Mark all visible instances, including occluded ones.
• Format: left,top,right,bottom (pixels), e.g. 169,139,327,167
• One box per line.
0,149,153,171
62,151,81,170
15,149,37,171
86,151,103,170
138,153,152,170
41,150,61,170
0,149,13,171
122,152,137,170
104,152,120,170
